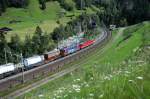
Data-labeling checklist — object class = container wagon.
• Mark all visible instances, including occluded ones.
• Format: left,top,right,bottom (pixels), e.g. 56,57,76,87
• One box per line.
0,63,16,79
23,55,44,69
44,49,60,63
79,40,95,49
60,43,80,56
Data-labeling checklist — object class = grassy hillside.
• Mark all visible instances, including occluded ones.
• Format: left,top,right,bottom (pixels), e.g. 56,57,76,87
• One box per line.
0,0,61,41
0,0,98,41
0,0,75,41
19,21,150,98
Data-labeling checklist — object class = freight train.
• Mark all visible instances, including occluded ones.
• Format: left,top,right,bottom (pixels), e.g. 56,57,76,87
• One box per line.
0,39,95,79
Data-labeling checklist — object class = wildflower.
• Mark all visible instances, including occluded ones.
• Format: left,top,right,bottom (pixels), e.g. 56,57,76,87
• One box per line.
38,94,44,97
70,72,73,76
124,70,130,74
128,59,132,63
109,74,113,78
89,93,94,97
75,88,80,92
124,74,129,77
136,76,143,80
128,80,134,82
118,70,122,74
99,94,104,98
104,76,110,80
72,84,81,93
64,94,68,98
56,95,61,98
90,77,94,80
85,84,89,87
83,82,87,85
147,46,150,49
54,93,57,96
58,89,63,93
122,61,126,64
60,87,66,90
133,47,139,52
76,78,80,81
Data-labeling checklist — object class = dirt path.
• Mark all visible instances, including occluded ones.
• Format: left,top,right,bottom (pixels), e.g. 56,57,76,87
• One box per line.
113,28,125,42
95,28,125,57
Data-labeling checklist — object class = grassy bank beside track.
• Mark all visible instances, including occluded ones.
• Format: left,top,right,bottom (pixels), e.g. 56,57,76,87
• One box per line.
19,21,150,99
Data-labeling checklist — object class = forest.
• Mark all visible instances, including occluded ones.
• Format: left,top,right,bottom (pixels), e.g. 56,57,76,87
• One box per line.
0,0,149,25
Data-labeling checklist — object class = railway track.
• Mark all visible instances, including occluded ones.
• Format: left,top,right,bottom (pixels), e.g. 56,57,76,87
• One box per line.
0,28,111,98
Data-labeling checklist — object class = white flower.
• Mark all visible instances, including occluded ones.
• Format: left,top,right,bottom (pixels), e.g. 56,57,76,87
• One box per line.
90,77,94,80
117,70,122,74
70,72,73,75
76,78,80,81
54,93,57,96
75,88,80,92
99,94,104,98
69,90,72,93
74,78,81,82
85,84,89,87
128,80,134,82
147,46,150,49
104,76,110,80
64,94,68,97
58,89,63,93
72,84,81,92
89,93,94,97
122,61,126,64
83,82,87,84
109,74,113,78
38,94,44,97
125,71,130,74
59,87,65,90
133,47,139,52
136,76,143,80
56,95,61,98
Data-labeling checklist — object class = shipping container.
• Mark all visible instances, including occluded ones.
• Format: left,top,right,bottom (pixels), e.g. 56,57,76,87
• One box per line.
60,43,80,56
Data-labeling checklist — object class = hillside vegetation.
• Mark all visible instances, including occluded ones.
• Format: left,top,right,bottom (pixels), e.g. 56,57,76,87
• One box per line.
0,0,149,98
0,0,149,63
19,21,150,99
0,0,62,41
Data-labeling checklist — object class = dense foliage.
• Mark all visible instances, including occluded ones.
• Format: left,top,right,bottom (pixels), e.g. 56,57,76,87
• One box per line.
52,14,101,42
0,0,149,25
0,26,55,64
56,0,73,11
74,0,150,25
0,0,29,15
